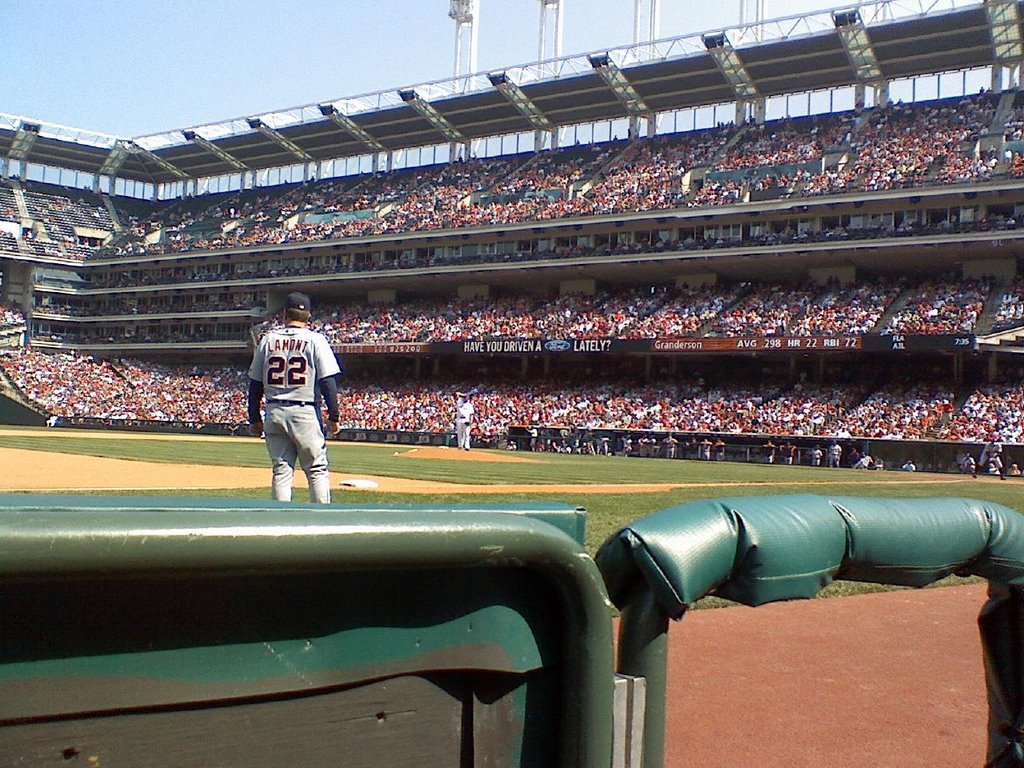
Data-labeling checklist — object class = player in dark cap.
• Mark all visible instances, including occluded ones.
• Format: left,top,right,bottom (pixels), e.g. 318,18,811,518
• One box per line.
247,292,343,502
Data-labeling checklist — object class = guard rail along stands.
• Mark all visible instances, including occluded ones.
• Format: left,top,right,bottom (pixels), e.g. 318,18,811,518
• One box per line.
1,493,1022,767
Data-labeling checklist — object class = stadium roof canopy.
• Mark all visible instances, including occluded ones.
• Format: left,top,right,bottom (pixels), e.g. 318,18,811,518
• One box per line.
1,0,1017,185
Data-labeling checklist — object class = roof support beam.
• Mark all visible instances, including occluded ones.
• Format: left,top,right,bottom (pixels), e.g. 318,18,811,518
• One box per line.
126,141,191,181
587,53,651,116
99,140,132,178
8,122,40,161
246,118,315,163
317,104,386,153
398,89,466,143
181,130,248,171
986,0,1024,64
701,33,759,102
488,72,554,130
833,9,883,84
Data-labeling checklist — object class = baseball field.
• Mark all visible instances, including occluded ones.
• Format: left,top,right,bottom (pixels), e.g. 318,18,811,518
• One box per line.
1,424,1016,766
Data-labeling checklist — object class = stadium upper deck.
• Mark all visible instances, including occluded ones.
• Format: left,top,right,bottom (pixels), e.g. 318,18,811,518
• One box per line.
0,91,1019,262
0,0,1016,186
2,0,1024,360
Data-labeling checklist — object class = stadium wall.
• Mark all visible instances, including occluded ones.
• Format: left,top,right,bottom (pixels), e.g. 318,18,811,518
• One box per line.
25,419,1003,476
0,393,46,427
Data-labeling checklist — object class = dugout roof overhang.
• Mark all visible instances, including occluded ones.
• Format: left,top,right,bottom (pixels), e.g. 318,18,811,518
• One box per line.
0,0,1013,185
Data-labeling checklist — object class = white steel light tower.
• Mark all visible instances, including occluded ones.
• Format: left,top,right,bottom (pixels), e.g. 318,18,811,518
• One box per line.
739,0,766,40
633,0,661,44
449,0,480,77
538,0,565,62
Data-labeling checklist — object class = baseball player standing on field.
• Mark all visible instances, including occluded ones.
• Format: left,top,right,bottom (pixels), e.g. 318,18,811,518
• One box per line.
455,391,475,451
247,292,342,503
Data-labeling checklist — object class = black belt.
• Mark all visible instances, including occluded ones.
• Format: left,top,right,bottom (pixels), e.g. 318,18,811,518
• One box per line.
268,399,315,406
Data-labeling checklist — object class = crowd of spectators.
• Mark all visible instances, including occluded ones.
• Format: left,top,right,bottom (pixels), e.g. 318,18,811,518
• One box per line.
30,325,248,346
0,90,1011,272
738,383,862,436
0,302,26,329
579,129,735,214
936,153,996,185
848,93,997,191
0,188,18,219
938,381,1024,443
3,349,1021,450
331,376,1021,450
1010,152,1024,178
882,277,992,334
833,383,957,439
0,181,118,260
38,272,1013,348
713,112,855,171
623,285,744,337
0,231,18,254
707,284,819,337
488,143,621,198
0,91,1011,266
34,294,258,318
0,349,245,422
1003,91,1024,177
993,277,1024,330
247,280,959,345
275,288,673,344
20,185,114,259
687,178,745,207
80,208,1018,295
801,166,858,196
789,282,903,335
1001,93,1024,146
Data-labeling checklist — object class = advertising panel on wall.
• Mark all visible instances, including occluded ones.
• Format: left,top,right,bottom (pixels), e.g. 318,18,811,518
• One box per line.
331,336,976,356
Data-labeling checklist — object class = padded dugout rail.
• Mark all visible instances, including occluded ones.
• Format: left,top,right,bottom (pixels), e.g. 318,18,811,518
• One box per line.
0,495,611,768
595,494,1024,768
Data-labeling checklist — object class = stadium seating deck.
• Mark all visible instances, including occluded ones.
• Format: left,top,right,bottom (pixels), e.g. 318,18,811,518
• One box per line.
0,92,1019,263
2,348,1021,452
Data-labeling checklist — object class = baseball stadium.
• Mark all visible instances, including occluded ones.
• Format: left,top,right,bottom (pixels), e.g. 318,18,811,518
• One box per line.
3,1,1024,766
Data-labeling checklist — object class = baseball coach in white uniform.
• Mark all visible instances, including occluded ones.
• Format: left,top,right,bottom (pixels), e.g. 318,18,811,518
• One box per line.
455,391,475,451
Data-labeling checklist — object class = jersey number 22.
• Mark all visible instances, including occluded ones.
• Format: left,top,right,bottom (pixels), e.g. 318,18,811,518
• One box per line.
267,355,308,386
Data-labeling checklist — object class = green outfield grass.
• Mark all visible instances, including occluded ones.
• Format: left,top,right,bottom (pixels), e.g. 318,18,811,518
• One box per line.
3,427,1021,545
3,426,1016,606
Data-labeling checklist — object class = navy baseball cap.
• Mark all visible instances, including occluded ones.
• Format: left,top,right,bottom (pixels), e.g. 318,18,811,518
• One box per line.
285,292,311,311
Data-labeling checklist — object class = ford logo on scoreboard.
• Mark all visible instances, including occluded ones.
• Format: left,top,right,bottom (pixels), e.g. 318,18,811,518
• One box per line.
544,339,572,352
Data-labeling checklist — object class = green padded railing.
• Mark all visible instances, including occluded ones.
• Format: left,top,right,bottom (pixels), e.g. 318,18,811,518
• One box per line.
596,495,1024,768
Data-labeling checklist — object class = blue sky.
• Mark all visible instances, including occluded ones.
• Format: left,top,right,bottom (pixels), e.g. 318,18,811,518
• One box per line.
2,0,866,138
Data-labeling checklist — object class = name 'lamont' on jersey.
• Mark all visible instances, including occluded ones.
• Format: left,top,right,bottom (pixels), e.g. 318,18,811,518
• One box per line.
268,337,310,354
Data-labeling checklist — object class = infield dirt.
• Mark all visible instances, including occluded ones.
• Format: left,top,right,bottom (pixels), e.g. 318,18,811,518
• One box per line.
0,431,987,494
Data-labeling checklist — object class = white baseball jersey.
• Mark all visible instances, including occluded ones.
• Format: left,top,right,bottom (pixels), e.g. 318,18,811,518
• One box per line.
249,325,340,402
